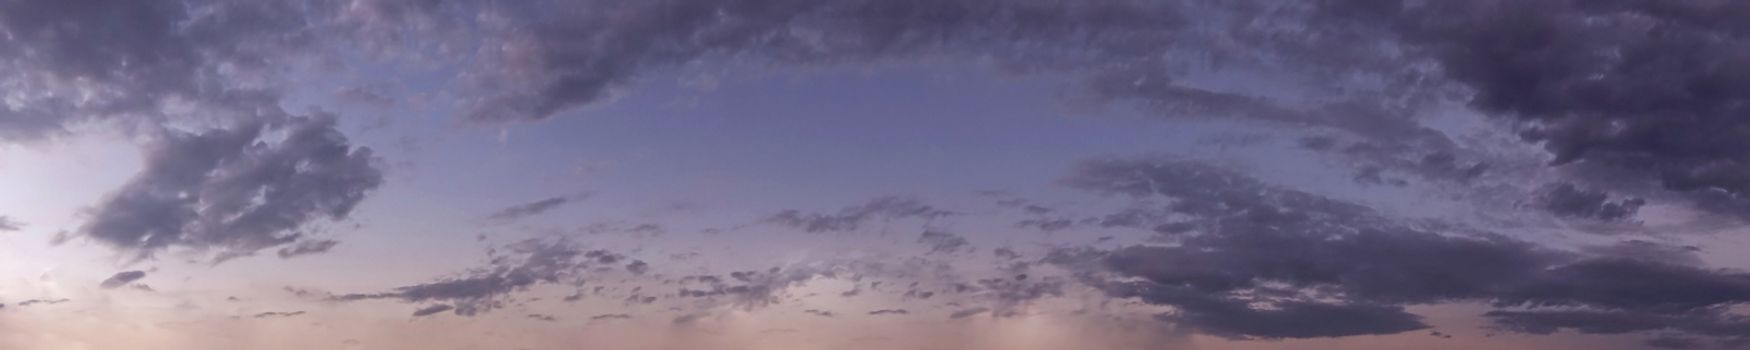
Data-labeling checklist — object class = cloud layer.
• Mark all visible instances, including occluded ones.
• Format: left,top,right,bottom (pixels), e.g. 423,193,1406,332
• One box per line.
1055,158,1750,343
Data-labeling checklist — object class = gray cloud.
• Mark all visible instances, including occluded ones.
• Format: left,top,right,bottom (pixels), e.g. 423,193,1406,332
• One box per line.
487,193,591,222
766,197,954,233
673,267,830,310
410,304,453,317
277,240,342,259
1486,309,1750,342
0,1,415,270
1057,157,1750,342
0,216,22,232
917,230,972,254
99,271,147,289
15,298,69,307
335,237,625,316
1647,335,1704,350
0,1,408,270
1163,297,1428,339
79,116,383,262
948,307,989,319
590,313,631,321
252,311,306,319
1299,0,1750,217
625,260,650,275
672,312,710,325
0,0,319,142
1538,183,1646,221
526,314,557,322
1582,240,1705,266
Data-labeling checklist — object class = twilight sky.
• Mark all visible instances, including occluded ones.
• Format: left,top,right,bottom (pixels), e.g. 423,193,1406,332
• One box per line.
3,1,1750,349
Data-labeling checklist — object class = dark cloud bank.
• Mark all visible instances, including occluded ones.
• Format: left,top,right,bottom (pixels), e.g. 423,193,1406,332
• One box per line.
1051,158,1750,347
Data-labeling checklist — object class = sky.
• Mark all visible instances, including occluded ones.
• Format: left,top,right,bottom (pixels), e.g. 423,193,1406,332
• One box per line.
2,1,1750,349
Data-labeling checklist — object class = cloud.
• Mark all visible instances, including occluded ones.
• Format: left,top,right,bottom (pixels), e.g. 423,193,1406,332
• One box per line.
590,313,631,321
0,216,23,232
766,197,955,233
78,116,383,262
277,240,342,259
15,298,70,307
99,271,147,289
1646,335,1703,350
867,309,909,316
917,230,972,254
526,314,557,322
673,267,828,310
948,307,989,319
1283,0,1750,217
1417,3,1750,155
252,311,306,319
1057,157,1750,342
0,1,321,142
625,260,650,275
672,312,710,325
1582,240,1705,266
487,193,591,222
410,304,453,317
1537,183,1646,221
1485,309,1750,341
334,237,624,316
1167,298,1428,339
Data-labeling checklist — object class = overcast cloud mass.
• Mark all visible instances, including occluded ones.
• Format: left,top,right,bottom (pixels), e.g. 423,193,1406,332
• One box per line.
2,1,1750,349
